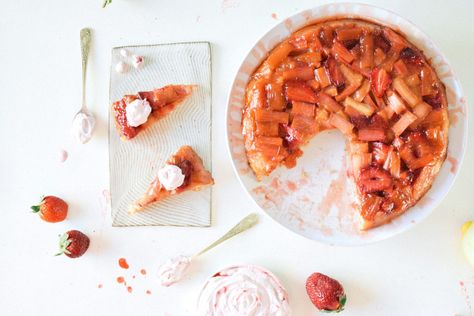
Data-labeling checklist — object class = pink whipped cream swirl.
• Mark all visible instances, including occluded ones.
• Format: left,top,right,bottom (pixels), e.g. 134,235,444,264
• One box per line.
196,265,291,316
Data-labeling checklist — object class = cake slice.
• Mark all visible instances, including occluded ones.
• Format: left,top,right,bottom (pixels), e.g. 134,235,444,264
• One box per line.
129,145,214,213
112,84,195,140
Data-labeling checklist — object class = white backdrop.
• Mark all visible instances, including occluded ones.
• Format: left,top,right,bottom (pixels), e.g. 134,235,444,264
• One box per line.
0,0,473,315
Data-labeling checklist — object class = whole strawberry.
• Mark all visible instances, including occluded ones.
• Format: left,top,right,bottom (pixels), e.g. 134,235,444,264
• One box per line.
56,230,90,258
31,196,68,223
306,272,346,312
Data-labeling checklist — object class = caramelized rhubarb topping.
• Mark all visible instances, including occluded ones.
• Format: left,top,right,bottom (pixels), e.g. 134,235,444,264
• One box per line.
243,18,448,228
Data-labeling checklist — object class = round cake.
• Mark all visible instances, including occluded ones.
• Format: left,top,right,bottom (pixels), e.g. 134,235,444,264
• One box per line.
196,265,291,315
242,18,449,230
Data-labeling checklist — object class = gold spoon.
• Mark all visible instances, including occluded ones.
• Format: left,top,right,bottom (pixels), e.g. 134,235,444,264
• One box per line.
72,28,96,144
158,213,259,286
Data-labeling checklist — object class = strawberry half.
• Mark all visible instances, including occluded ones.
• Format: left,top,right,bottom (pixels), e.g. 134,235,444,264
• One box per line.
306,272,346,312
370,67,391,98
281,124,302,150
358,166,393,193
399,47,424,66
31,196,68,223
56,230,90,258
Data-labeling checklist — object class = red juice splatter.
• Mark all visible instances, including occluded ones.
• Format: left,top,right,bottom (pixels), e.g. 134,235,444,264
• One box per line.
118,258,129,269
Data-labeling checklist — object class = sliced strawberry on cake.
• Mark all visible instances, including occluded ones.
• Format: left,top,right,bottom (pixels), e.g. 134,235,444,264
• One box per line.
112,84,195,140
129,145,214,213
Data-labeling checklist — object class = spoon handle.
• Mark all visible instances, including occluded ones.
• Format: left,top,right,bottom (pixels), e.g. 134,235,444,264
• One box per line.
194,213,259,258
80,28,91,109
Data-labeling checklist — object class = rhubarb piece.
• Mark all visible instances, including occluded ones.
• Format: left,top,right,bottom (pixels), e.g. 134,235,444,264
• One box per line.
420,67,435,96
306,79,320,90
412,102,432,121
333,41,354,64
393,59,408,76
291,101,315,117
324,85,338,97
358,166,393,193
383,149,401,178
265,42,294,70
324,57,345,88
296,51,323,67
405,74,421,87
374,47,386,65
314,67,331,88
344,97,374,117
255,108,289,124
360,34,374,70
319,26,335,46
255,136,283,147
318,92,343,112
352,153,372,177
291,115,317,136
392,77,420,107
391,111,417,136
335,84,359,102
282,66,316,81
336,27,362,41
340,64,363,86
386,90,407,114
265,83,286,111
285,82,318,103
358,128,386,141
255,121,279,137
350,141,369,153
382,28,407,52
370,67,392,98
329,112,354,135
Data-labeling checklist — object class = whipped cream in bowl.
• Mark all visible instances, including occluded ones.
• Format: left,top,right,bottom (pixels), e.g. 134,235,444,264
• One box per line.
197,265,291,316
125,98,151,127
158,164,185,191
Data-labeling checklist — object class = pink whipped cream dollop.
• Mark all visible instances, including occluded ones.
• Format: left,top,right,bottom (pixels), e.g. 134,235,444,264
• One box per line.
157,255,191,286
196,265,291,316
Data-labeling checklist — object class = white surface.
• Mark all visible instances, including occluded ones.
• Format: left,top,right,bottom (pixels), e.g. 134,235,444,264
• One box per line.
0,0,473,315
109,42,212,227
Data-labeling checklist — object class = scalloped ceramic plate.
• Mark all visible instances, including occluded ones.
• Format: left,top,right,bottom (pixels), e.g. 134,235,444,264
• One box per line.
226,4,467,245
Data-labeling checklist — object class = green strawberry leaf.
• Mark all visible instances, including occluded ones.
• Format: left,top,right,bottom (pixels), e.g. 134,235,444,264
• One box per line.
102,0,112,8
320,294,346,313
30,196,45,213
55,233,72,256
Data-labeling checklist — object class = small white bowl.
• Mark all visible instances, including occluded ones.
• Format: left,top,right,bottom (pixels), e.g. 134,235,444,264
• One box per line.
226,3,468,246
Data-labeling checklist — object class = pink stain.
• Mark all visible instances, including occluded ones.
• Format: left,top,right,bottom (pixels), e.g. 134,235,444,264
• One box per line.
286,180,297,192
459,280,473,315
447,156,458,174
221,0,238,11
271,13,278,20
58,149,68,163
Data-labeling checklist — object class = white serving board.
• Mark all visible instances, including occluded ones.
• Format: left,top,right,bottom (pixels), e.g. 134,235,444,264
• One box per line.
109,42,212,227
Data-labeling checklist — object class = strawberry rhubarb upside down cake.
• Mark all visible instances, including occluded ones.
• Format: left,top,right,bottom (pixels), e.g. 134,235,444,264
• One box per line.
242,19,449,229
